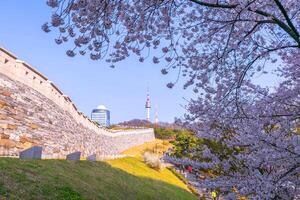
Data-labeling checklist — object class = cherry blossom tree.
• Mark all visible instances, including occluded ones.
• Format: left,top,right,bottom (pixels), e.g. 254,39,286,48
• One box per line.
44,0,300,198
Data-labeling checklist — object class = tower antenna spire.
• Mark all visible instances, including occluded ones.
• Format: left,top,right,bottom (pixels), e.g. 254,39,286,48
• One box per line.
155,105,159,124
145,87,151,121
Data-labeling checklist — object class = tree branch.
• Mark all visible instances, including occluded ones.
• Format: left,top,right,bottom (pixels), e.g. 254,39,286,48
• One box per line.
189,0,238,9
276,163,300,184
273,0,300,39
248,8,300,46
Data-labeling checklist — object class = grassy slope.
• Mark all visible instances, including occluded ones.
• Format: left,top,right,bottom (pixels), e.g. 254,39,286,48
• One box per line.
117,139,187,189
118,139,199,197
107,157,188,191
0,157,196,200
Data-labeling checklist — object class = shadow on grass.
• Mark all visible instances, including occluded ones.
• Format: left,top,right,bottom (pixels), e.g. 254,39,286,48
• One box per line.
0,158,197,200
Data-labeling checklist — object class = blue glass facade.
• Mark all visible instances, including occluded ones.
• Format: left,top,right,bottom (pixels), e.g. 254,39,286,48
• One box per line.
91,106,110,127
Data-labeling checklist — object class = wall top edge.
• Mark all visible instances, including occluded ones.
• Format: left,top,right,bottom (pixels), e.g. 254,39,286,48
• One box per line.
0,47,17,59
50,82,64,95
17,60,49,81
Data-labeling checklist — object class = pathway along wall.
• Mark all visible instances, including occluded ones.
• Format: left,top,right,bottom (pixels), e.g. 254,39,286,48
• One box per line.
0,48,155,158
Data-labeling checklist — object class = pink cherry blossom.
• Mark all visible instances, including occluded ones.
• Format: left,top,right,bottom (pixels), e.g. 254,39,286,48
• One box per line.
44,0,300,198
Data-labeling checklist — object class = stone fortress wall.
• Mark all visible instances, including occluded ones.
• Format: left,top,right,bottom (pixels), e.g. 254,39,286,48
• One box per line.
0,47,155,158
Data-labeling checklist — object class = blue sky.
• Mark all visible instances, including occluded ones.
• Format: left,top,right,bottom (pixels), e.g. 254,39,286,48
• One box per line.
0,1,282,124
0,1,194,123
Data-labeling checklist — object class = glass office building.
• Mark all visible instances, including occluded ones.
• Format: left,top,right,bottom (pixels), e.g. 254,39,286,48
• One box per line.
91,105,110,127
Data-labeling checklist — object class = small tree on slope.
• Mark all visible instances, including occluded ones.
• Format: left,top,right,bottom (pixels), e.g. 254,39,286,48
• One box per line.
44,0,300,198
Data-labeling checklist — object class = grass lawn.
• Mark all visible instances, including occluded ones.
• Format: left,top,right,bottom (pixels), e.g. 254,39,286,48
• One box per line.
107,157,189,191
0,157,197,200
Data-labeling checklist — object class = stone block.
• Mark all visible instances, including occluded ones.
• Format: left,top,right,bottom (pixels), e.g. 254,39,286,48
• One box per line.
0,124,17,130
19,135,30,143
0,90,11,97
0,124,7,129
0,133,9,139
87,154,96,161
0,101,7,108
29,123,39,129
19,146,42,159
66,151,81,161
7,124,17,130
0,114,7,120
0,139,16,148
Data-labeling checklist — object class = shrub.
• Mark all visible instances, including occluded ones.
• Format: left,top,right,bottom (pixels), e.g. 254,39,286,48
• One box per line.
154,127,195,140
142,152,162,171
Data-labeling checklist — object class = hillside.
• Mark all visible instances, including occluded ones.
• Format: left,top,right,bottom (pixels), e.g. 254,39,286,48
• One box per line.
0,157,197,200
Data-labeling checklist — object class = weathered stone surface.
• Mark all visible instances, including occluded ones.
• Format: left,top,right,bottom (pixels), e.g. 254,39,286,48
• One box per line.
87,154,96,161
19,146,42,159
0,139,16,148
66,151,81,161
0,114,6,120
0,124,7,129
0,90,11,97
0,100,7,108
19,135,39,148
19,136,31,143
0,133,9,139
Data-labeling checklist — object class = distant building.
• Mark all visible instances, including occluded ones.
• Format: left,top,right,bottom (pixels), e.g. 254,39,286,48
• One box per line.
91,105,110,127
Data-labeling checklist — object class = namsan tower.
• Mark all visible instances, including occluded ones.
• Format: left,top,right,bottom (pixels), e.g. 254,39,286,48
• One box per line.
145,89,151,121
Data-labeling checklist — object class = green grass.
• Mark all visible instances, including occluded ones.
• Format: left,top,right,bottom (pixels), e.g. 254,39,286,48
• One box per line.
0,157,197,200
